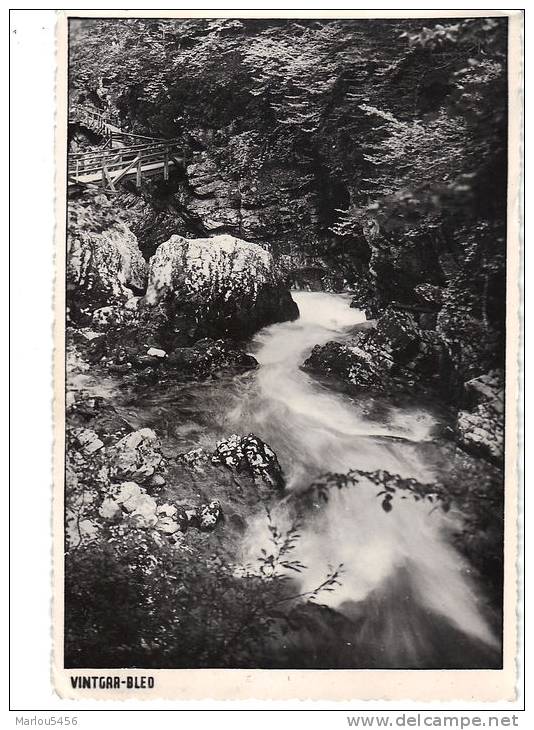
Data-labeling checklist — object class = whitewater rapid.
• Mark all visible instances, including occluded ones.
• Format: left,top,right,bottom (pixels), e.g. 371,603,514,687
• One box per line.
232,291,500,665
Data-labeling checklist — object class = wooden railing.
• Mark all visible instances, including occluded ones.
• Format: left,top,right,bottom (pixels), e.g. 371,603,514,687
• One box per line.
69,104,171,145
67,140,184,190
69,104,120,131
68,104,185,189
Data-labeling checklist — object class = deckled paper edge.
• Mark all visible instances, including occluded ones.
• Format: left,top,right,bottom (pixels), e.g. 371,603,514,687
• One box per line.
52,8,523,702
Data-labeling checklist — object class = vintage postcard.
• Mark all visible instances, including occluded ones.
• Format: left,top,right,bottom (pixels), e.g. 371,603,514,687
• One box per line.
53,9,523,701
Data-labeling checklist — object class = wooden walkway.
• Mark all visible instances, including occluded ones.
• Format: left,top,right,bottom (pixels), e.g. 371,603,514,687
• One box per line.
68,105,184,190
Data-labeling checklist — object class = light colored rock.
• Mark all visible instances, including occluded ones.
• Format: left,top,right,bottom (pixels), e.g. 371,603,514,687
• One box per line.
147,473,166,487
130,493,158,518
457,369,504,462
147,347,166,358
185,508,198,523
66,343,90,375
143,234,298,337
212,434,243,468
120,492,158,527
67,223,148,309
155,516,180,534
80,329,103,341
92,306,125,328
145,235,272,305
109,429,163,483
99,497,121,520
157,503,177,517
72,427,104,455
457,402,504,462
78,518,99,541
197,500,223,531
211,433,284,489
129,512,158,529
113,481,145,504
122,492,156,515
125,296,141,311
177,447,208,470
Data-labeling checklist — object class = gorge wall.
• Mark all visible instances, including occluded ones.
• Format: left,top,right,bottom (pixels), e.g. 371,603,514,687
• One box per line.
69,17,507,386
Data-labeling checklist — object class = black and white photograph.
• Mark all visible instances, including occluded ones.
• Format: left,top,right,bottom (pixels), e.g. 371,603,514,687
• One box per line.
56,10,520,695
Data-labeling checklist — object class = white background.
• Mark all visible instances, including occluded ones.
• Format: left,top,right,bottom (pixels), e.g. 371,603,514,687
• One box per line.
7,3,528,725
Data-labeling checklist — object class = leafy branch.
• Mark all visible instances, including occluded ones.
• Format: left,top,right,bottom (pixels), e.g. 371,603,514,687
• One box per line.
298,468,451,515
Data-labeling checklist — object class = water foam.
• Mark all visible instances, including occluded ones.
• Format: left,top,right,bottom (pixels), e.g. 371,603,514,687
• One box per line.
235,290,499,662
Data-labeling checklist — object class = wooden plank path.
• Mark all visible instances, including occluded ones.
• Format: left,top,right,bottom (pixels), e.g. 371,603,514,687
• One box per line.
68,105,184,190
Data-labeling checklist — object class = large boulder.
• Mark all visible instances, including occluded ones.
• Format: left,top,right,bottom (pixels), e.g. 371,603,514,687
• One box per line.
303,340,389,390
67,223,148,322
211,433,285,492
166,338,257,378
143,234,298,339
303,307,455,395
176,432,286,499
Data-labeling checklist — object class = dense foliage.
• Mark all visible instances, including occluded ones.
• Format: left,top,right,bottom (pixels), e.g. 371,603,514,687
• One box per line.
70,16,508,375
65,514,342,668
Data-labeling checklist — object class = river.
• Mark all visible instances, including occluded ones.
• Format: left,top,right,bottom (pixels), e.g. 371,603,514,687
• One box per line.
80,290,501,668
232,291,501,668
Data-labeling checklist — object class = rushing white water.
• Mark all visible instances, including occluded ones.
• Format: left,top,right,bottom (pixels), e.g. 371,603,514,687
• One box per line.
233,291,499,663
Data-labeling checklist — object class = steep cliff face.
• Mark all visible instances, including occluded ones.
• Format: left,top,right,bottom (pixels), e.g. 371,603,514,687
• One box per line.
114,187,196,260
105,141,339,282
182,147,320,248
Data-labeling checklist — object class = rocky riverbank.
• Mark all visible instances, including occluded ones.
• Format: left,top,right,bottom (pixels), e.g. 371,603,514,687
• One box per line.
66,394,285,553
302,301,504,466
66,187,504,560
65,205,504,669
